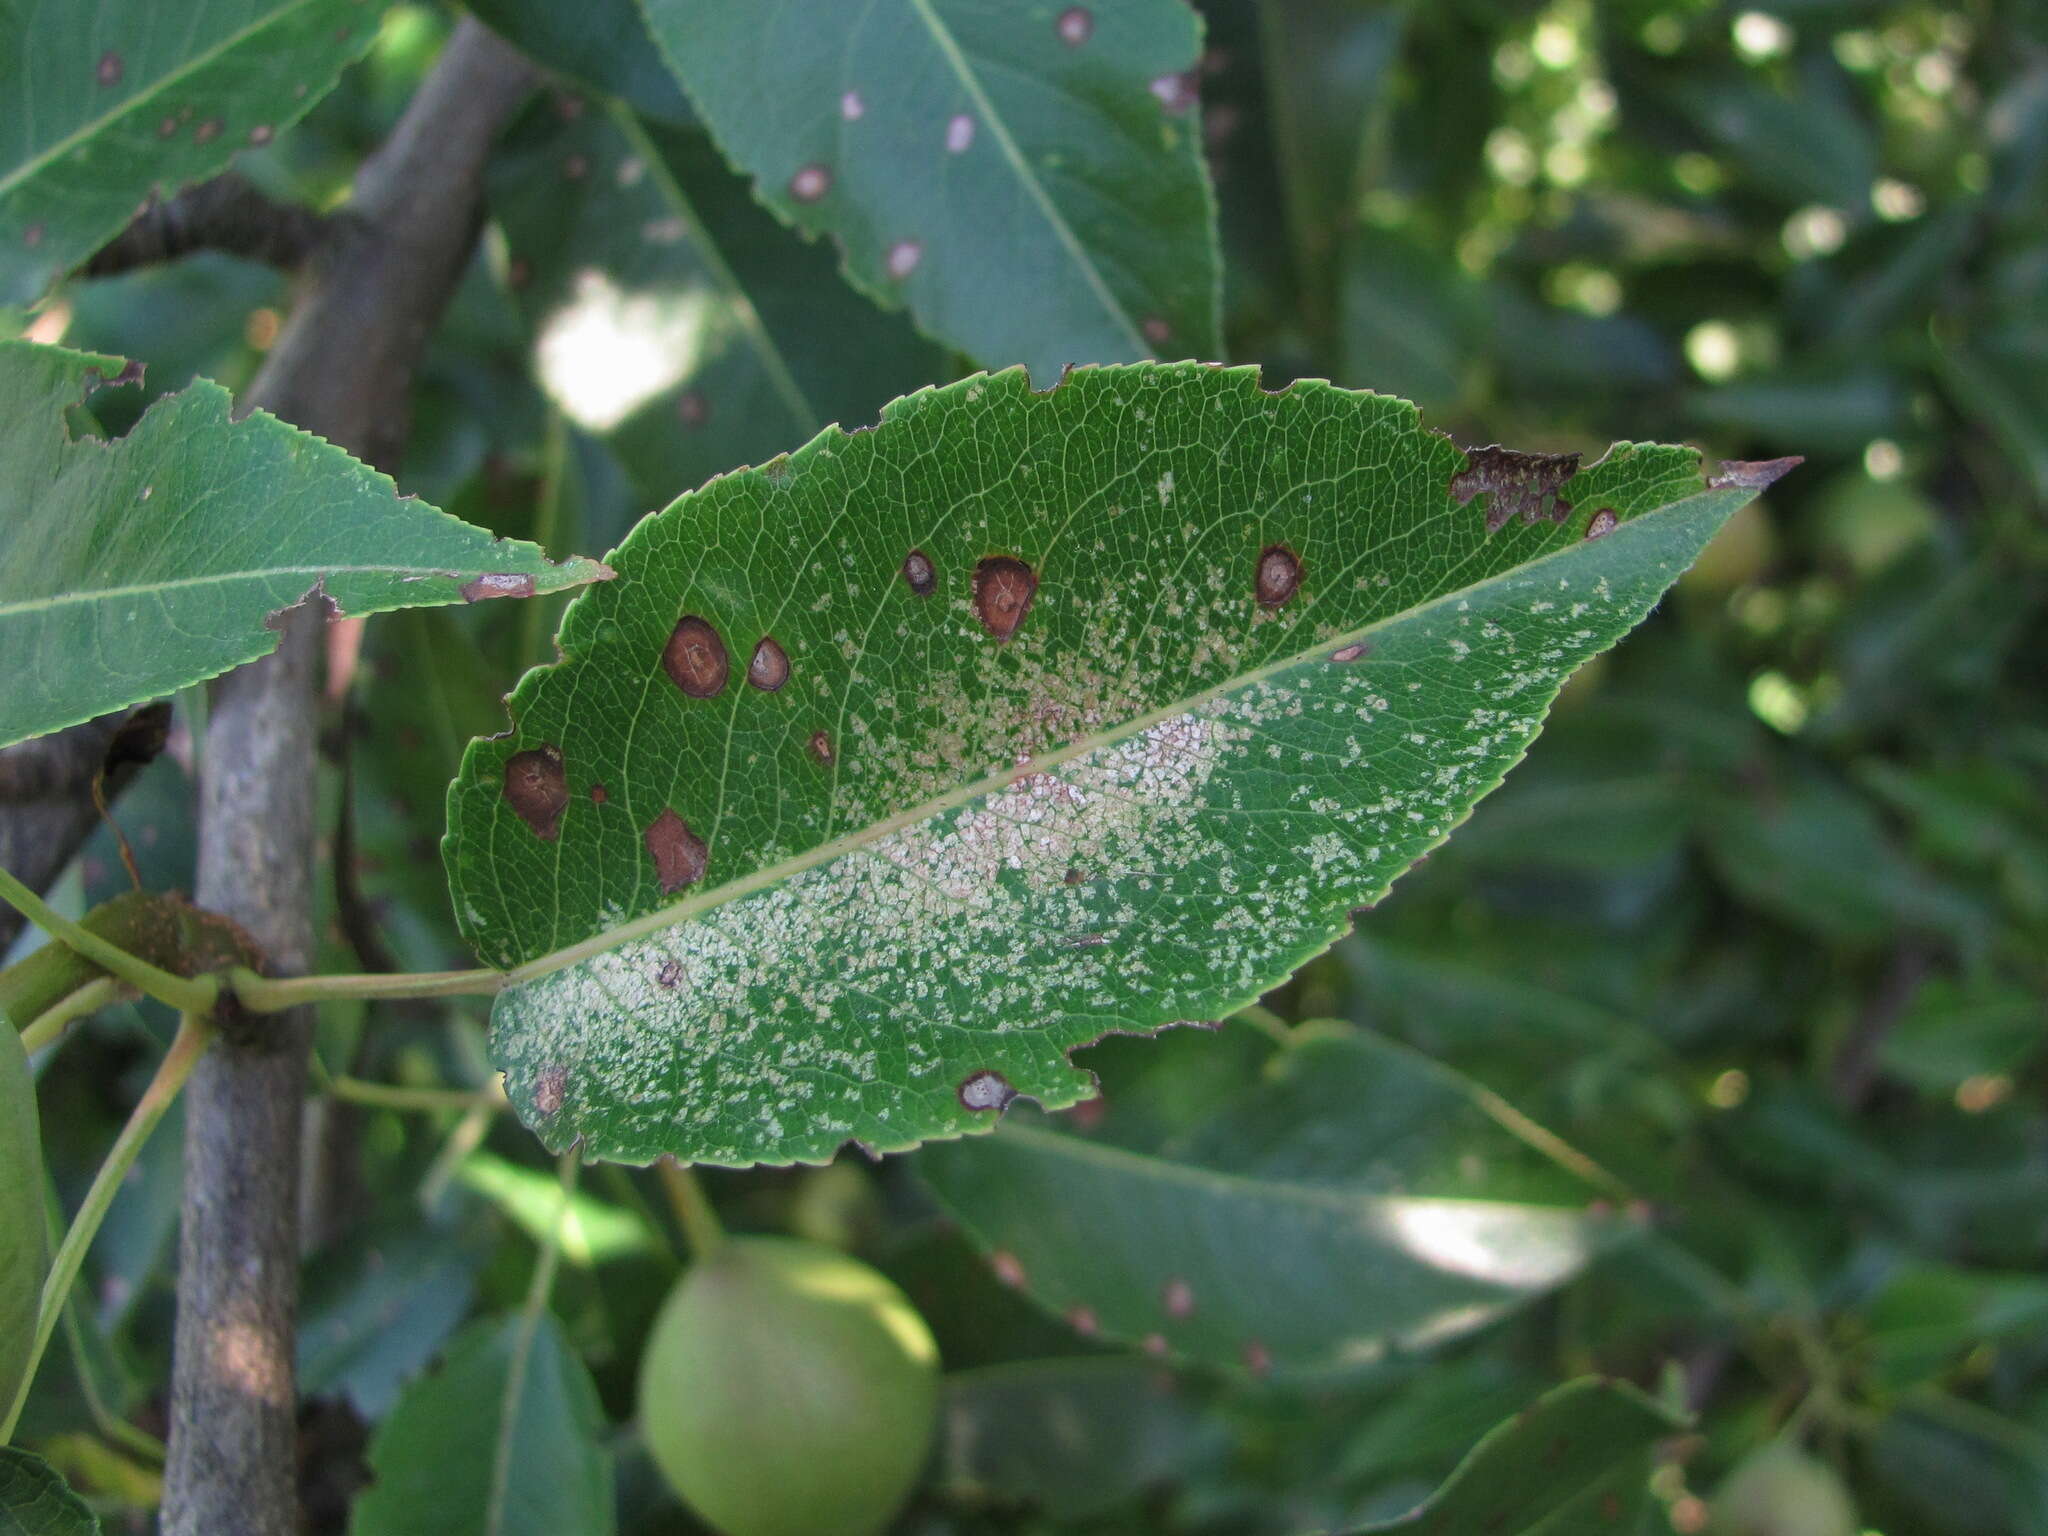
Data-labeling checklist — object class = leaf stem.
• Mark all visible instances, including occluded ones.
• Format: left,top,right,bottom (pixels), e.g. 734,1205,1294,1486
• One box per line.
658,1157,724,1258
16,975,125,1054
2,1009,212,1442
323,1074,503,1114
229,964,503,1010
0,865,218,1017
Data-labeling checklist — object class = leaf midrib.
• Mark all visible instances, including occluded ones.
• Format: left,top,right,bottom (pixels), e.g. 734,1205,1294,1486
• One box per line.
901,0,1148,356
0,564,534,619
497,487,1722,989
0,0,326,202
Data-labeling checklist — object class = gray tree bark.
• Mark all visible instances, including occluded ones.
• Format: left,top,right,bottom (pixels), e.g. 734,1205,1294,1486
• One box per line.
161,22,534,1534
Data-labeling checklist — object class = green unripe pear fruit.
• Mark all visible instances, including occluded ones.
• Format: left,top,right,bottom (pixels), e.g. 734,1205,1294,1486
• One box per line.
638,1236,940,1536
1708,1441,1858,1536
1,1021,50,1417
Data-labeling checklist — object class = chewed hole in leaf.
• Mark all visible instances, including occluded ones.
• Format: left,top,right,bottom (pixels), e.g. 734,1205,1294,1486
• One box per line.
502,746,568,840
662,616,728,699
972,556,1037,641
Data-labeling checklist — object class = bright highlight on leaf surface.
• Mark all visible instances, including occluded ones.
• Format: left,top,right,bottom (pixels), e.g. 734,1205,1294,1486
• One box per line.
0,342,611,749
443,362,1792,1169
0,0,376,306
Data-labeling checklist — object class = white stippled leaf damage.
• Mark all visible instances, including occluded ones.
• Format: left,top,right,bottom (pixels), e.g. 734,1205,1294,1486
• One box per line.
442,363,1793,1167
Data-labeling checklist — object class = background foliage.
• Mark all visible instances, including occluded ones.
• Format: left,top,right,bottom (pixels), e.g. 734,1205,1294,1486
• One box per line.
8,0,2045,1532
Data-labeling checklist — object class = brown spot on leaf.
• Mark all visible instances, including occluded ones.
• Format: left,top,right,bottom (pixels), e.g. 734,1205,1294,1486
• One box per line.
1142,1332,1170,1356
158,116,178,138
1330,642,1369,663
1056,6,1093,44
589,783,608,804
644,808,708,894
973,555,1037,641
1584,508,1618,540
1600,1492,1621,1522
958,1069,1016,1111
886,240,923,280
503,746,569,840
23,222,43,248
460,571,536,602
1142,315,1172,346
1255,543,1301,607
562,153,589,180
655,958,683,989
1162,1277,1195,1318
807,730,834,766
1709,455,1803,490
532,1065,567,1115
901,549,937,596
662,615,728,699
789,163,831,202
1063,866,1085,885
1241,1339,1272,1377
248,123,274,146
1067,1305,1100,1337
676,390,709,427
96,50,123,87
1149,71,1200,113
747,636,790,692
1451,445,1580,532
194,118,223,145
990,1250,1026,1288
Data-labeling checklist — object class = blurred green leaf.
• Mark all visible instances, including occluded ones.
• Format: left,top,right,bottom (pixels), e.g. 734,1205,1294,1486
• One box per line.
456,1152,660,1267
466,0,692,122
636,0,1223,377
351,1312,613,1536
0,1447,101,1535
0,0,375,305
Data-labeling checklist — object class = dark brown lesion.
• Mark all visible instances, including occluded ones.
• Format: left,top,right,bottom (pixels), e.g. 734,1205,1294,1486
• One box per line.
1450,445,1581,532
747,636,791,692
662,615,729,699
503,744,568,839
901,549,937,596
1255,544,1302,607
807,730,835,766
643,808,708,894
973,555,1037,641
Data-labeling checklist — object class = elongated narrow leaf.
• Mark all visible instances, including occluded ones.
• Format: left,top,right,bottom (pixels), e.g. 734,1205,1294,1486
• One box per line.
637,0,1221,377
0,0,375,306
445,365,1789,1167
918,1031,1627,1374
0,1448,101,1536
0,342,609,748
1338,1377,1684,1533
488,97,942,507
351,1313,613,1536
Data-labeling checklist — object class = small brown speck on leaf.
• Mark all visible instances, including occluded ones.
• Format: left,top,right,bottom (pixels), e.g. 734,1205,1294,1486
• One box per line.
1063,866,1085,885
644,808,708,894
747,636,790,692
1330,642,1369,663
248,123,274,146
789,163,831,202
1584,508,1618,540
589,783,608,804
23,222,43,248
655,958,683,989
1143,1333,1169,1356
1142,315,1172,346
886,240,923,280
974,555,1037,641
158,116,178,138
662,615,728,699
1067,1305,1100,1336
562,153,589,180
901,549,937,596
1056,6,1093,44
1451,445,1580,532
460,571,536,603
1600,1493,1621,1522
503,745,569,840
1241,1339,1272,1377
807,730,835,766
96,50,123,87
958,1069,1016,1111
194,118,223,145
1163,1277,1195,1318
1149,71,1199,112
1255,543,1301,607
506,256,532,289
676,390,709,427
990,1250,1026,1287
532,1065,567,1115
